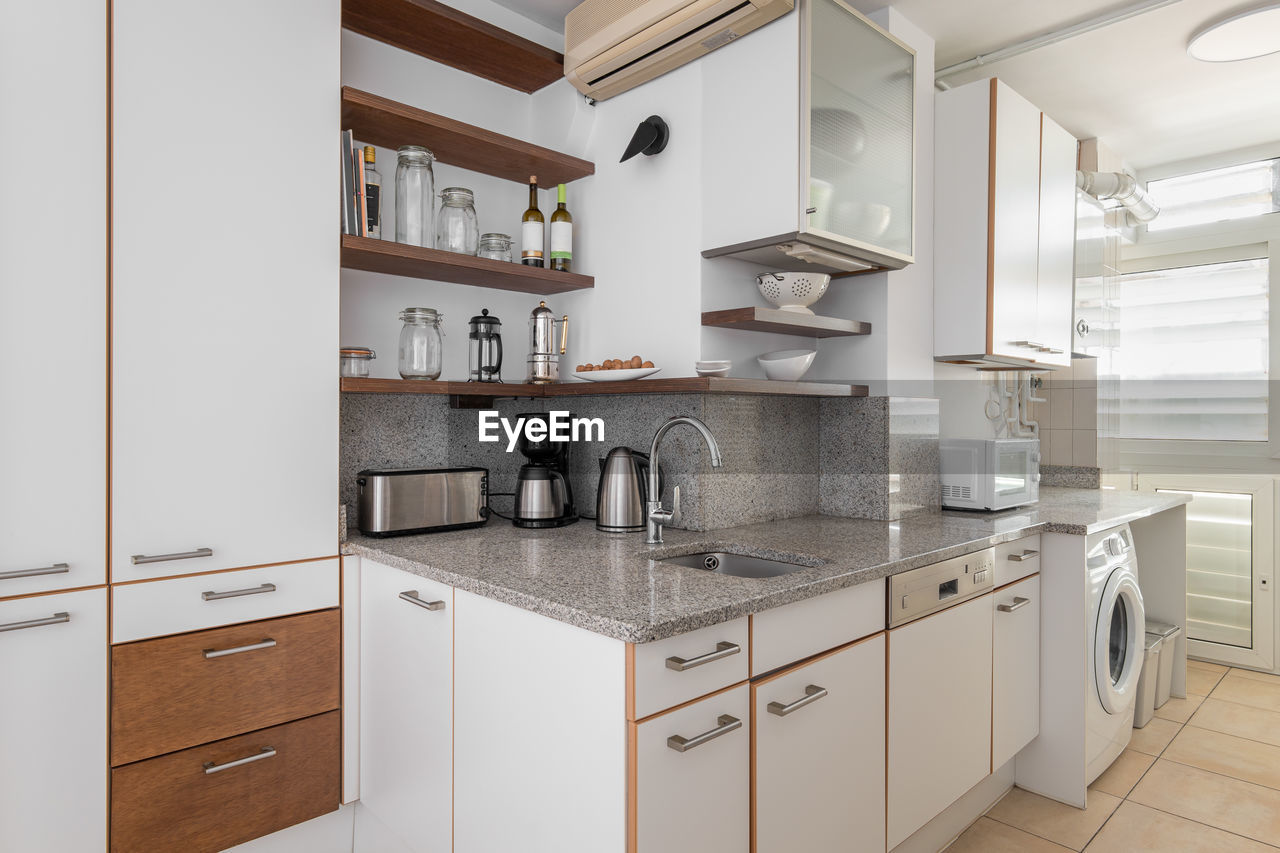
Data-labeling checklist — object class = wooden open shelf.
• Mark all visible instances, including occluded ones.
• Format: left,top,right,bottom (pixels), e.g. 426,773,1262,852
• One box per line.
702,307,872,338
341,235,593,295
341,377,870,399
342,88,593,186
342,0,565,94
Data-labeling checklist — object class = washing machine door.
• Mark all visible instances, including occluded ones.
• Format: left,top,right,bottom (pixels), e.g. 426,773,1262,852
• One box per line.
1095,567,1146,714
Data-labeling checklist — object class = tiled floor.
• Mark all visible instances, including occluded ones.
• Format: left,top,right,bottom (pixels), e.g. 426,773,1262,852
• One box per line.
948,661,1280,851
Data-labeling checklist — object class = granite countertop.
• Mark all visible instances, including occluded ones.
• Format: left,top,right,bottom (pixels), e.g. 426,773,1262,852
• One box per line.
343,487,1188,643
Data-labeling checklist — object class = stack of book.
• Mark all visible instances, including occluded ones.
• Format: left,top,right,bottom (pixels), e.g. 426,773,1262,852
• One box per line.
341,130,369,237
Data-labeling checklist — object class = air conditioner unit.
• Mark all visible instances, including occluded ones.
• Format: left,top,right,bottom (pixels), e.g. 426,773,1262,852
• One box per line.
565,0,794,102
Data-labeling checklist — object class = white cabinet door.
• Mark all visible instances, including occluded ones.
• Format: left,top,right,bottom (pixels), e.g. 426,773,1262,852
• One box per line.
1035,115,1078,367
888,593,993,849
0,0,106,597
635,684,749,853
994,575,1041,768
0,588,107,852
754,635,885,853
356,560,452,853
111,0,339,581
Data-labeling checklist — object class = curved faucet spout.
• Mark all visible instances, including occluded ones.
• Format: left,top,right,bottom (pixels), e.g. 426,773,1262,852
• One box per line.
647,415,723,544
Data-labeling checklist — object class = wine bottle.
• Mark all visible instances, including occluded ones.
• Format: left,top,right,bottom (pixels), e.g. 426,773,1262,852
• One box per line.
521,175,544,267
550,183,573,272
363,146,381,239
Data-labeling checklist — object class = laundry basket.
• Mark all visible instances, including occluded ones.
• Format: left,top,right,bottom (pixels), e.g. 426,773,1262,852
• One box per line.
1134,632,1163,728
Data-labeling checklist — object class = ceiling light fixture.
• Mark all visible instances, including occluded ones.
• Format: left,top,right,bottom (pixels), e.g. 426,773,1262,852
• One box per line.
1188,3,1280,61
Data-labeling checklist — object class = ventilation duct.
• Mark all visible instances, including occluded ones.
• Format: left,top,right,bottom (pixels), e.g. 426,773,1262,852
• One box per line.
1076,170,1161,224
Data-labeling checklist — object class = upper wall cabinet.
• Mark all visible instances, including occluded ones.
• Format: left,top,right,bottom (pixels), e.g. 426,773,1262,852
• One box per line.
934,78,1077,369
111,0,341,581
702,0,915,275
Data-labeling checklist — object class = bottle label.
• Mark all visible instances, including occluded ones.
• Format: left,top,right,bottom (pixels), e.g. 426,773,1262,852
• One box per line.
365,184,380,238
522,221,544,259
550,222,572,260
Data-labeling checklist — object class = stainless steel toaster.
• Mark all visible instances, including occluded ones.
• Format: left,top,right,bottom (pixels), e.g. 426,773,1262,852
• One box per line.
356,467,488,537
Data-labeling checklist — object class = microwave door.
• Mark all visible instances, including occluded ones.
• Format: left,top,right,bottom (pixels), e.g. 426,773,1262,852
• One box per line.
993,445,1031,503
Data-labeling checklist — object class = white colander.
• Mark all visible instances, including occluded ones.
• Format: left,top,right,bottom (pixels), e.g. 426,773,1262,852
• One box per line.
755,272,831,314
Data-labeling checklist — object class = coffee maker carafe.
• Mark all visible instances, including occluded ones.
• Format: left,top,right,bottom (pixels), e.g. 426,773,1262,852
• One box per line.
512,412,578,528
467,308,502,382
526,300,568,384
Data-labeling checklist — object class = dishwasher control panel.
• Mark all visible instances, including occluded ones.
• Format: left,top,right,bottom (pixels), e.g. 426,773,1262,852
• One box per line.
888,547,995,627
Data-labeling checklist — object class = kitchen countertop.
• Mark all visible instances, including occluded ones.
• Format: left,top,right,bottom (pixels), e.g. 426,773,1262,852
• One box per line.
343,487,1189,643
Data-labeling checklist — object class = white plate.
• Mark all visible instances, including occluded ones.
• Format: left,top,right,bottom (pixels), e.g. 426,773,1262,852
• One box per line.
571,366,661,382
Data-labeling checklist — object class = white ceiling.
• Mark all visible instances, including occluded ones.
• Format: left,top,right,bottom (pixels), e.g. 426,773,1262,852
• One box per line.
496,0,1280,169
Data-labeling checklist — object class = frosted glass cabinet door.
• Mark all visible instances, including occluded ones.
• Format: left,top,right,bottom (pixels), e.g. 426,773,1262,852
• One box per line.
805,0,914,261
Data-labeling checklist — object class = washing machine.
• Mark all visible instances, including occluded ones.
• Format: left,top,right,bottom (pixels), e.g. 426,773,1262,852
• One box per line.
1085,523,1146,785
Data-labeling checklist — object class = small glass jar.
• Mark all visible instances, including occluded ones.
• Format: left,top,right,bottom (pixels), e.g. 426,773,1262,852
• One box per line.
436,187,479,255
339,346,376,378
394,146,435,247
477,232,512,262
398,307,444,380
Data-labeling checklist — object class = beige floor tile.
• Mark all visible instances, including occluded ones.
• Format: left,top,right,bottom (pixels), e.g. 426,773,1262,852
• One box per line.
946,817,1075,853
1129,758,1280,846
1189,697,1280,748
1128,717,1182,756
1226,668,1280,686
1088,749,1155,798
986,787,1121,850
1084,801,1273,853
1214,673,1280,713
1187,667,1226,695
1153,692,1205,723
1164,725,1280,791
1188,658,1229,675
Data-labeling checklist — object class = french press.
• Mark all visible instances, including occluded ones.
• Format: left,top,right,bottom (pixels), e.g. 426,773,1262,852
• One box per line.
467,308,503,382
526,300,568,384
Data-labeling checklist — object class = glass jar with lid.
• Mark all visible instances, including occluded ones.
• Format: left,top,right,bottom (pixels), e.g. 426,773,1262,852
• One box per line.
477,232,512,262
436,187,479,254
394,146,435,247
398,307,444,380
339,346,376,378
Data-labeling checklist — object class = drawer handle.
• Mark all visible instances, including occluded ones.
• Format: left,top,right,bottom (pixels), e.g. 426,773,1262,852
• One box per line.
767,684,828,717
203,746,276,775
203,638,277,659
132,547,213,566
202,583,276,601
665,641,740,672
1012,340,1044,349
667,714,742,753
1007,549,1039,562
0,612,69,634
400,590,446,611
998,596,1032,613
0,562,70,580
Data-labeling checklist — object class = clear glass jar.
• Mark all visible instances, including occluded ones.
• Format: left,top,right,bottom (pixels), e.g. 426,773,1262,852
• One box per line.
339,346,376,378
394,146,435,247
398,307,444,380
477,232,512,262
436,187,479,254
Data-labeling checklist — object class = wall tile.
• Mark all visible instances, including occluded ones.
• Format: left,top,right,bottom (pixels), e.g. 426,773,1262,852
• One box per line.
1074,357,1098,388
1049,388,1074,430
1073,387,1098,431
1073,429,1098,466
1045,429,1072,466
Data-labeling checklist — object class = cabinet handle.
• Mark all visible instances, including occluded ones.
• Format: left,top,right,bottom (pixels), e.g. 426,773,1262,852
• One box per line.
202,583,275,601
203,746,276,775
666,714,742,753
132,547,213,566
203,639,277,659
0,562,70,581
767,684,828,717
0,612,69,634
1007,549,1039,562
665,641,740,671
399,590,446,611
1012,340,1044,349
1038,347,1065,354
998,596,1032,613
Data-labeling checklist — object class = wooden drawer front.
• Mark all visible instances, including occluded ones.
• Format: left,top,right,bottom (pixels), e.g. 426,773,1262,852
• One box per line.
112,609,340,766
995,534,1040,587
751,579,885,676
111,557,339,643
633,617,749,719
111,710,340,853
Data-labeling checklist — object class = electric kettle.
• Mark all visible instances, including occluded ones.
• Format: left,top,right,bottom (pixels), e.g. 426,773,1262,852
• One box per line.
596,447,661,533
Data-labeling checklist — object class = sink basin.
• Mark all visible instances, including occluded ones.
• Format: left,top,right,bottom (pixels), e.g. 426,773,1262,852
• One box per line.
661,551,812,579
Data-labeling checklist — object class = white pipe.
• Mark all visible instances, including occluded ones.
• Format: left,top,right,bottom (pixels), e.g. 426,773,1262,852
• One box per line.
934,0,1184,83
1077,170,1161,223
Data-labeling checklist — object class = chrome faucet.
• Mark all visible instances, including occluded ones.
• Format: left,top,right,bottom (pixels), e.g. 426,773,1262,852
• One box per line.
647,415,723,544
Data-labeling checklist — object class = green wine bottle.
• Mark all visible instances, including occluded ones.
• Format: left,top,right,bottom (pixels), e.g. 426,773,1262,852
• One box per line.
550,183,573,272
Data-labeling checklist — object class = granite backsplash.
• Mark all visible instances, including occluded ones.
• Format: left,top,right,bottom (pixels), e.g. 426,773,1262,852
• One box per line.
340,391,941,532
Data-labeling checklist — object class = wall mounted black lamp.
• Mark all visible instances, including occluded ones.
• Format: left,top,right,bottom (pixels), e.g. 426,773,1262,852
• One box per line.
620,115,670,162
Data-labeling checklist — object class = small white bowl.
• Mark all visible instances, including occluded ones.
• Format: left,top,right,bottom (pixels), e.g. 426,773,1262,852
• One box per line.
695,359,731,377
757,349,816,381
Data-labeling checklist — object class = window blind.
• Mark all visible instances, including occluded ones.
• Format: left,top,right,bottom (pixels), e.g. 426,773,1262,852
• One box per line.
1147,158,1280,232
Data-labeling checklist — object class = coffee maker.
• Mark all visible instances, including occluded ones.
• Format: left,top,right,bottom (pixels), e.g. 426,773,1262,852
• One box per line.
512,412,578,528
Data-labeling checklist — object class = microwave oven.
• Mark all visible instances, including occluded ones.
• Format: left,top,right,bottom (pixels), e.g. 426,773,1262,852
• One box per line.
940,438,1040,511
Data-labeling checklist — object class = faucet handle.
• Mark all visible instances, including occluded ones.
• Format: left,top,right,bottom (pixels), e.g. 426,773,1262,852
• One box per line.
670,485,681,529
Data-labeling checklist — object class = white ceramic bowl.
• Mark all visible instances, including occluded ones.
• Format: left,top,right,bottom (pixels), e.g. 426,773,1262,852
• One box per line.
695,359,731,377
835,201,892,240
755,272,831,314
757,349,816,381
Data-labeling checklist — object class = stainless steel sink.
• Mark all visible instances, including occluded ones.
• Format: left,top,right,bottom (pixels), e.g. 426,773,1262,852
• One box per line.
661,551,812,579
